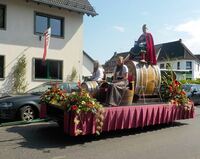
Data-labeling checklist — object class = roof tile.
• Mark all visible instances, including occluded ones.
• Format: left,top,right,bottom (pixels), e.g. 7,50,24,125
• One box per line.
32,0,97,16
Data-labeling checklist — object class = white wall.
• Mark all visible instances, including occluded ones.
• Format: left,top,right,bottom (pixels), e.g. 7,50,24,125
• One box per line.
0,0,84,92
82,53,93,77
193,61,200,79
158,60,200,80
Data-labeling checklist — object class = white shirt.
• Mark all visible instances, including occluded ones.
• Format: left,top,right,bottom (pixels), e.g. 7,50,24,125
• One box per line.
114,65,128,80
91,67,104,81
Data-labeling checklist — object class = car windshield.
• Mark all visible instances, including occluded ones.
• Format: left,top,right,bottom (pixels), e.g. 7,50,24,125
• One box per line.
26,82,79,94
182,84,196,92
26,83,53,94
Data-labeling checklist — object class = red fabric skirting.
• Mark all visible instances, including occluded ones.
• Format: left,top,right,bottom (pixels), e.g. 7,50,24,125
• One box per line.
40,103,47,119
62,104,195,136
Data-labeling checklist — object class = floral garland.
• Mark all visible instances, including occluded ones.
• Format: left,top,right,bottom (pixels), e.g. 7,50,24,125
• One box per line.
40,85,67,106
40,84,104,135
65,89,104,135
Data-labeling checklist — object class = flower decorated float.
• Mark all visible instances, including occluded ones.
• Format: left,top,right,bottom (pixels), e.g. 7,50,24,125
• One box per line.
40,63,195,136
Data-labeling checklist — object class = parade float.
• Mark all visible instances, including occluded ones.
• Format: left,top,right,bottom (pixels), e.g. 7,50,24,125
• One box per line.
40,60,195,136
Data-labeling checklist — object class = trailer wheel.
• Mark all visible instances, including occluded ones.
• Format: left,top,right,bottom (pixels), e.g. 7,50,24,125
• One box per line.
19,106,35,121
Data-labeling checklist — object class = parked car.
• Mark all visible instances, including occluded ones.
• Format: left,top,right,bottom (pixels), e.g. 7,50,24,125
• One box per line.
0,82,79,122
182,84,200,105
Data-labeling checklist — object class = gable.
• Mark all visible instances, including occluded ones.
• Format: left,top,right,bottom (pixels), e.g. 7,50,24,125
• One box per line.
156,40,199,62
156,41,184,61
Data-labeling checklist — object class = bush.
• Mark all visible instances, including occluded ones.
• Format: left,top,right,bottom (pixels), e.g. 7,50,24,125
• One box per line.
12,55,28,94
180,79,200,84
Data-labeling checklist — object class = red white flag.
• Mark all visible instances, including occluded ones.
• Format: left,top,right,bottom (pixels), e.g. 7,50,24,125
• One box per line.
42,27,51,63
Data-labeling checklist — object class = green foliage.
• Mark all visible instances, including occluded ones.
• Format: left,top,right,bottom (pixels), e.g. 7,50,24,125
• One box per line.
70,67,77,82
161,72,189,106
180,79,200,84
40,85,68,105
12,55,28,94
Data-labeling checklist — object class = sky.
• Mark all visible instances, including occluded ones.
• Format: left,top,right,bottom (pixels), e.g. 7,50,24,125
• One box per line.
83,0,200,64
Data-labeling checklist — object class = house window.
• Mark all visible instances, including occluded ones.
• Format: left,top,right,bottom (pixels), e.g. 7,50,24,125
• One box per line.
160,63,164,69
0,4,6,29
0,55,4,78
186,61,192,69
35,12,64,37
33,59,63,80
166,63,171,69
177,62,180,70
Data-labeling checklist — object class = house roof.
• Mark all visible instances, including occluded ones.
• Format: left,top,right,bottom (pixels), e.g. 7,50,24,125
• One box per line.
103,51,129,73
195,55,200,61
83,51,95,63
156,39,200,62
108,52,129,61
31,0,98,16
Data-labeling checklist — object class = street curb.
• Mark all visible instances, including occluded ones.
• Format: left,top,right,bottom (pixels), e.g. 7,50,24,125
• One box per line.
0,118,51,127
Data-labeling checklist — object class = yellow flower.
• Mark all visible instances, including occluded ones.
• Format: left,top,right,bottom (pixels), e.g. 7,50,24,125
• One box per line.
91,101,95,105
75,129,82,136
74,118,80,125
86,93,90,98
81,101,86,105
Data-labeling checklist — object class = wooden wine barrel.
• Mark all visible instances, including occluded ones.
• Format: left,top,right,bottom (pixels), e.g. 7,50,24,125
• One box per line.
125,60,161,96
119,81,134,106
81,81,99,97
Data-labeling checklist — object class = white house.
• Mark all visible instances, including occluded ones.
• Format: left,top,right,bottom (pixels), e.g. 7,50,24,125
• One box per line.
103,39,200,81
0,0,97,93
156,39,200,80
82,51,95,79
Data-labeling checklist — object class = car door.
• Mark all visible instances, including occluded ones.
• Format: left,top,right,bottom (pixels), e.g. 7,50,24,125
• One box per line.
190,85,199,104
190,84,200,104
196,85,200,104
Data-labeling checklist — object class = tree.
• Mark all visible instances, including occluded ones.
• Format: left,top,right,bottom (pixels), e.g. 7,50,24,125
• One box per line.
69,67,77,82
12,55,28,94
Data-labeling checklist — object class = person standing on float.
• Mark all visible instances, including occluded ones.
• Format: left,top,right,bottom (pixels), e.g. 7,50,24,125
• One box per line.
129,24,157,65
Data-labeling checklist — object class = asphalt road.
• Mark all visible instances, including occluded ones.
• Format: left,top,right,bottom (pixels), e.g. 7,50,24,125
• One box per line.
0,107,200,159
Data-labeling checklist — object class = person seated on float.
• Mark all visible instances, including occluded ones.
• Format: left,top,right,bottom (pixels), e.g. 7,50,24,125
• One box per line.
129,24,157,65
90,60,105,82
106,56,129,106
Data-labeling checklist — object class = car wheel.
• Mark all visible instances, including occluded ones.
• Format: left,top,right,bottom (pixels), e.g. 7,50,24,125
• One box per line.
20,106,35,121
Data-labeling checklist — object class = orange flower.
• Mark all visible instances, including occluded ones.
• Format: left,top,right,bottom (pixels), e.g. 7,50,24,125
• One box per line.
180,91,186,95
86,102,94,108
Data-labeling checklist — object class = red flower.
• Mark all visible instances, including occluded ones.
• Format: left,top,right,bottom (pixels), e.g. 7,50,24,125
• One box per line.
169,86,173,93
174,80,180,86
71,105,78,111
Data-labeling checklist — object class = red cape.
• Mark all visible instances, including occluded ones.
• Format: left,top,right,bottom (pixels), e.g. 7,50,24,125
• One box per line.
145,33,157,65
